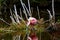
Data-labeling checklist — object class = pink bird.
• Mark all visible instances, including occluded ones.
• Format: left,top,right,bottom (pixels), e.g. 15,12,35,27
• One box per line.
27,17,38,40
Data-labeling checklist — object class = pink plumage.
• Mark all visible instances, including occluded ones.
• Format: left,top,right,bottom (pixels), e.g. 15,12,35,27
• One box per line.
27,17,37,26
28,33,38,40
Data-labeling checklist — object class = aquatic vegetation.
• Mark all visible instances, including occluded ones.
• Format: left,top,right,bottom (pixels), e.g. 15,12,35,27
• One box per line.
0,0,60,40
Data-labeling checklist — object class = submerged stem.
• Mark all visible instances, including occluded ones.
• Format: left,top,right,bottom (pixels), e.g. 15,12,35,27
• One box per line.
37,6,40,19
0,18,10,25
47,9,52,19
28,0,31,16
14,5,20,24
52,0,55,23
10,16,16,24
20,8,22,18
20,0,28,20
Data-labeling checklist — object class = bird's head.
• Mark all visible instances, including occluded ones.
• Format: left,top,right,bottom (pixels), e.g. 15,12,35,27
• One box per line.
27,17,37,26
